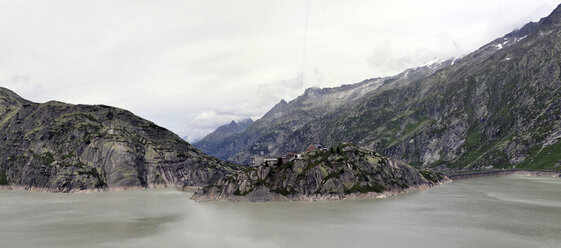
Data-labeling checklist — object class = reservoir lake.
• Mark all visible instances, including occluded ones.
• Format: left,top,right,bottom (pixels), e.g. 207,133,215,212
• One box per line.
1,175,560,248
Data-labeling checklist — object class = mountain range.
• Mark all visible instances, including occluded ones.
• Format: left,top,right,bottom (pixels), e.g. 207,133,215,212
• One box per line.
194,59,454,163
195,4,561,172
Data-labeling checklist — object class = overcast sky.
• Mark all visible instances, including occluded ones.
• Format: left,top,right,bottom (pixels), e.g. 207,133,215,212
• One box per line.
0,1,559,142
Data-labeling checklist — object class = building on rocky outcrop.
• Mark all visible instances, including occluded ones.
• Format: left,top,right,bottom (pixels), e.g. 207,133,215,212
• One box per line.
251,153,301,167
284,152,297,161
250,156,264,167
306,143,326,152
264,157,279,166
250,156,279,167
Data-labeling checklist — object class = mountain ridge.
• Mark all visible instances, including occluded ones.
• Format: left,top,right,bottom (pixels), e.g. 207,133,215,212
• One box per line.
195,59,453,164
196,4,561,171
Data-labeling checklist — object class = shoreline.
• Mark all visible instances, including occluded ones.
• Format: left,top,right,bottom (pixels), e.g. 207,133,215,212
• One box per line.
511,171,561,177
191,180,451,202
192,170,560,202
0,183,202,194
1,170,558,195
448,170,561,180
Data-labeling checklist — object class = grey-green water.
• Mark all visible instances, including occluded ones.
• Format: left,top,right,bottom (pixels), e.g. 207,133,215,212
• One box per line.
1,175,560,248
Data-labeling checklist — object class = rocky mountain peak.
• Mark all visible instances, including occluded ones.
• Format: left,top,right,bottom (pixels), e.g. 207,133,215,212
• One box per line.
505,22,539,39
238,118,253,124
192,118,254,152
502,4,561,39
542,4,561,23
303,86,322,96
0,87,26,104
215,118,253,134
262,99,290,118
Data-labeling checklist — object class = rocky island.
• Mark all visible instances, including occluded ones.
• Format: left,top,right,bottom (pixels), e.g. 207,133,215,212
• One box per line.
192,144,447,201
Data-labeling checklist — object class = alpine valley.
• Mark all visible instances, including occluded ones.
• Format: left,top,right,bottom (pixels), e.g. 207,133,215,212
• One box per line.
2,4,561,201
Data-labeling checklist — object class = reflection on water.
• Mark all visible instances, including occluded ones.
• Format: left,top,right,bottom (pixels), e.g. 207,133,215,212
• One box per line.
1,175,560,248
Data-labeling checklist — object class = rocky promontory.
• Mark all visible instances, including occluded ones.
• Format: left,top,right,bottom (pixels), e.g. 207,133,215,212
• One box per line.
192,144,447,201
0,87,240,192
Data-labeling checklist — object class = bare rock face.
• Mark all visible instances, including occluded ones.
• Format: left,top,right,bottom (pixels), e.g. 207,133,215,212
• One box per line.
0,87,239,192
191,144,446,202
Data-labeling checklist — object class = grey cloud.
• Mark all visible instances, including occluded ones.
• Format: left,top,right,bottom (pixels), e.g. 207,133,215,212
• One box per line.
183,72,308,142
366,40,443,75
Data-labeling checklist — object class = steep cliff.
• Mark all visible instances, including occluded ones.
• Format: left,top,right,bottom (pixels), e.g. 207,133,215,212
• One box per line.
192,144,446,201
0,87,239,192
